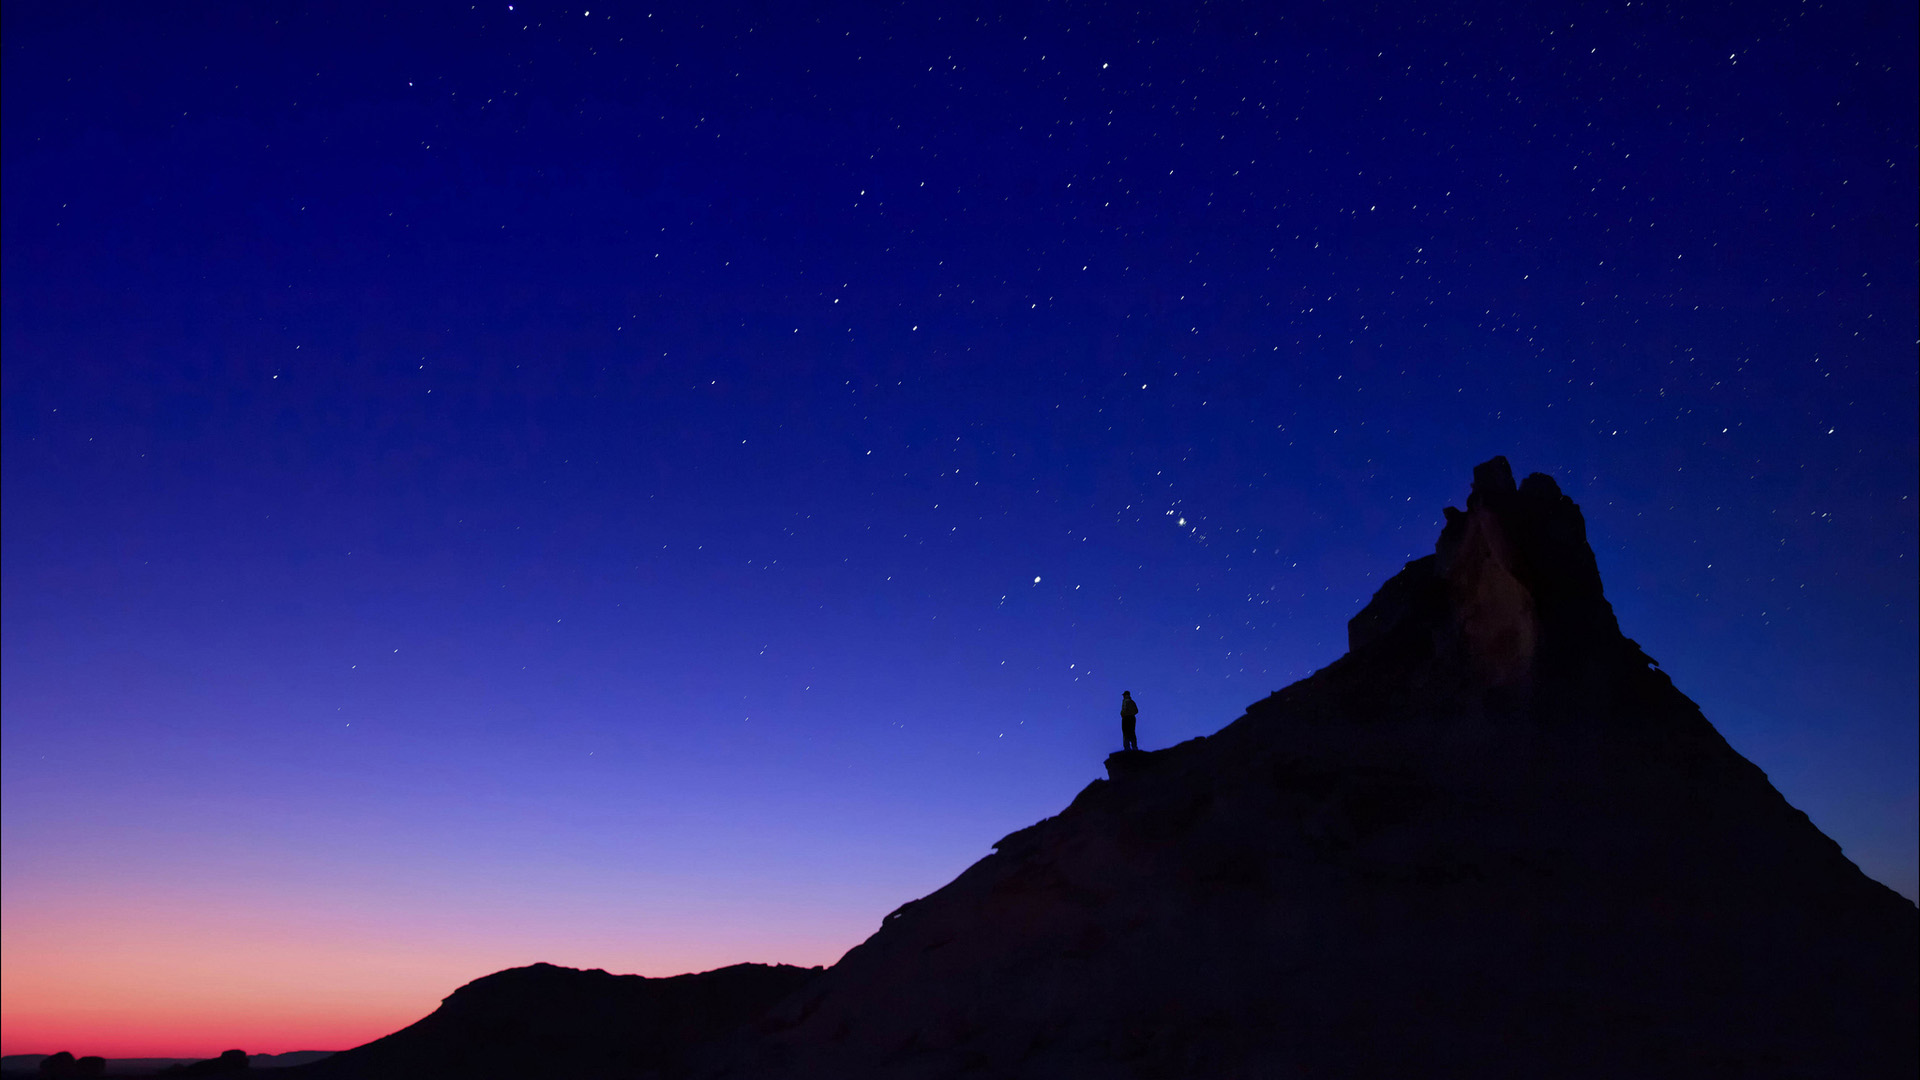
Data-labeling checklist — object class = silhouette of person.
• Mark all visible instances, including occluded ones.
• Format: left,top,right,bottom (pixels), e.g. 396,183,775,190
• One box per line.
1120,691,1139,751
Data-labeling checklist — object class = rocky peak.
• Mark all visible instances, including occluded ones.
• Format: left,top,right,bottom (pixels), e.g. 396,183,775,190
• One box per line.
1348,456,1639,698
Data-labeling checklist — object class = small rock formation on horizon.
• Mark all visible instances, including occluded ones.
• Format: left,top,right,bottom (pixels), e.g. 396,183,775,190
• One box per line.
162,1050,248,1076
31,1054,102,1078
291,459,1916,1079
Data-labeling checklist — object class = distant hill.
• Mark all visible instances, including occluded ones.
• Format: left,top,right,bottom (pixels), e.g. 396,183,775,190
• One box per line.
286,963,814,1079
250,1054,337,1070
295,459,1920,1077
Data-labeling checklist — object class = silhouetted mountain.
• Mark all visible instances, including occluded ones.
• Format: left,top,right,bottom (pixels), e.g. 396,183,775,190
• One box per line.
286,962,816,1080
295,459,1916,1078
715,458,1916,1078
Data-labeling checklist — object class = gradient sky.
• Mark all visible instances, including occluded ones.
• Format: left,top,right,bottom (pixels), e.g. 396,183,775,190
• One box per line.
3,0,1915,1059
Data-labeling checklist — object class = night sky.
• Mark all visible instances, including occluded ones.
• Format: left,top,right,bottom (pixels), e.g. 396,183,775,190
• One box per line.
3,0,1914,1058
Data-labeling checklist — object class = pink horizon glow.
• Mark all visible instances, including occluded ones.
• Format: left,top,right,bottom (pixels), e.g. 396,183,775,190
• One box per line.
1,899,854,1058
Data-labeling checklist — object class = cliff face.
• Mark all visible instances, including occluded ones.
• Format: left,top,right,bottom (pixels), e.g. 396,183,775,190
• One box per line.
725,458,1916,1079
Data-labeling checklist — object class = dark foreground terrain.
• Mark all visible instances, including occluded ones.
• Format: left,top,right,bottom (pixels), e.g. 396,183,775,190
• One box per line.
283,459,1913,1079
1,1051,333,1077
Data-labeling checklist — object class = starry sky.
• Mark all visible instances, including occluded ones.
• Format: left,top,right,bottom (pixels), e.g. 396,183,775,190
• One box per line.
3,0,1914,1059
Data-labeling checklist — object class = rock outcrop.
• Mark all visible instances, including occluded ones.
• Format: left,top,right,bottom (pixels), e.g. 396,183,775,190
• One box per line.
32,1055,93,1078
715,457,1916,1079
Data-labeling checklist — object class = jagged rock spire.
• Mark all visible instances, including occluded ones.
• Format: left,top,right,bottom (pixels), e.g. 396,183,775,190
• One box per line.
1349,456,1645,701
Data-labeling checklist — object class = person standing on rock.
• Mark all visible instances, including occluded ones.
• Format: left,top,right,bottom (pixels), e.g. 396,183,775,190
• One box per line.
1120,691,1139,751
